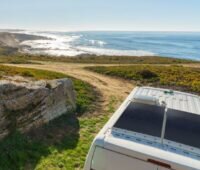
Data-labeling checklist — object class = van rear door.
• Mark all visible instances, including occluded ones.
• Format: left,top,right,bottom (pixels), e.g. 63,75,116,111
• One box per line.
91,147,157,170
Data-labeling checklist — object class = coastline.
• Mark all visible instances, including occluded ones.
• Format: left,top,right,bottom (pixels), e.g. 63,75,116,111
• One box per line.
1,30,200,60
0,31,200,61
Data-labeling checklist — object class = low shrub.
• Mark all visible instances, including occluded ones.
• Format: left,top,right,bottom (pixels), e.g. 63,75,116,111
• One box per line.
87,65,200,93
136,69,158,80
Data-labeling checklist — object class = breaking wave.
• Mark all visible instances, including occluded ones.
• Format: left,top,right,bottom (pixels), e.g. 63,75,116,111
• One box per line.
88,40,107,47
76,46,155,56
19,31,155,57
9,30,200,59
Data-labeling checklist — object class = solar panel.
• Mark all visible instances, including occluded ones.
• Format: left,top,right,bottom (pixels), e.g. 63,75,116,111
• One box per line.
165,109,200,149
114,102,165,137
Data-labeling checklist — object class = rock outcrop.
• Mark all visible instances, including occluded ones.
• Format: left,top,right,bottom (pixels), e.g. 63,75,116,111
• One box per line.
0,32,50,48
0,76,76,139
0,32,19,47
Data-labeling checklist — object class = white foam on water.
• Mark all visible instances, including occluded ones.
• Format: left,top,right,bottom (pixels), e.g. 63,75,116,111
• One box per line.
21,39,71,50
19,31,84,56
24,49,85,57
76,46,155,56
18,31,156,57
88,40,107,47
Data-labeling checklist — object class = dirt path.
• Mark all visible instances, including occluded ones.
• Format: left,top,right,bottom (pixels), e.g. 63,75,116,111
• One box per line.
7,62,134,111
7,62,200,107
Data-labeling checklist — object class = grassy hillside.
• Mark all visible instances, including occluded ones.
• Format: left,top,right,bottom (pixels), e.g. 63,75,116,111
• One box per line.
0,46,18,56
0,65,97,114
0,65,103,170
87,65,200,94
0,52,198,64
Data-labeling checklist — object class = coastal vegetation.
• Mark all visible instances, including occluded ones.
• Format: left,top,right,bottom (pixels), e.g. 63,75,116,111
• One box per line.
0,52,198,64
0,65,97,114
0,65,102,170
0,51,200,169
87,65,200,94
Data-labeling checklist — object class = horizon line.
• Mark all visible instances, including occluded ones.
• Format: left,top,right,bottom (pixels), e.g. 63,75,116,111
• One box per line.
1,28,200,33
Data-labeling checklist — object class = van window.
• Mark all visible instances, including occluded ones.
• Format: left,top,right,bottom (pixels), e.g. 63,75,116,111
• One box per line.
165,109,200,149
114,102,165,137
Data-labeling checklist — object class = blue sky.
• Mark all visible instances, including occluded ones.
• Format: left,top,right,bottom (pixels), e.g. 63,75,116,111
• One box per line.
0,0,200,31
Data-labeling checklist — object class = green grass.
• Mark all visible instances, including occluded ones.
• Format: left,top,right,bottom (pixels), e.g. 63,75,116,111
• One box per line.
87,65,200,94
0,52,197,64
0,46,18,56
0,65,67,80
0,65,96,115
0,112,110,170
0,65,104,170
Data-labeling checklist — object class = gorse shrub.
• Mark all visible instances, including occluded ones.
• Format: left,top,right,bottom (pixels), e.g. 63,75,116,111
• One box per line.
21,71,34,77
87,65,200,93
136,69,158,80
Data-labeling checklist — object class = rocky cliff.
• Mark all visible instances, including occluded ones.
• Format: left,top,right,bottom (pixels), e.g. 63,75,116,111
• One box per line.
0,32,19,47
0,32,50,55
0,76,76,139
0,32,50,48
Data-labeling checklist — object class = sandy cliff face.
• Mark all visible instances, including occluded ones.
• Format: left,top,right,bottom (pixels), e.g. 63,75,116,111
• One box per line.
0,32,19,47
0,76,76,139
0,32,50,46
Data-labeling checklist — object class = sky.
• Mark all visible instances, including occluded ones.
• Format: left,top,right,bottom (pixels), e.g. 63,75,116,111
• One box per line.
0,0,200,32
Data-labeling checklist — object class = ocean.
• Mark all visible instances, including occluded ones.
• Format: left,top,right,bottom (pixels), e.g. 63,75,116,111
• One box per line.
19,31,200,60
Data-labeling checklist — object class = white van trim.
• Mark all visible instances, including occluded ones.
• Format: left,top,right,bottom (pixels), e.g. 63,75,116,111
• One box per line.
84,87,200,170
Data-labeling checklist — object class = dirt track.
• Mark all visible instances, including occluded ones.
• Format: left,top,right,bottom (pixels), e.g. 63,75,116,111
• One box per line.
7,62,134,111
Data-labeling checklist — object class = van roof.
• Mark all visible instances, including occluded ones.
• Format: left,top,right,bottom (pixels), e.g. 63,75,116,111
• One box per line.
101,87,200,162
134,87,200,115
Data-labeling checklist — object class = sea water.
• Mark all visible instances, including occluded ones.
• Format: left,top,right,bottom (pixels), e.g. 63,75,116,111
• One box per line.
19,31,200,60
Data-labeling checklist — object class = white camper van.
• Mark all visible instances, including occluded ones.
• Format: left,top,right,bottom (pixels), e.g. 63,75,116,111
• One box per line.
84,87,200,170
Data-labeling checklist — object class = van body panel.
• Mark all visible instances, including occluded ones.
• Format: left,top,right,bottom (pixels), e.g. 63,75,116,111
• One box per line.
103,135,200,170
84,87,200,170
92,147,157,170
